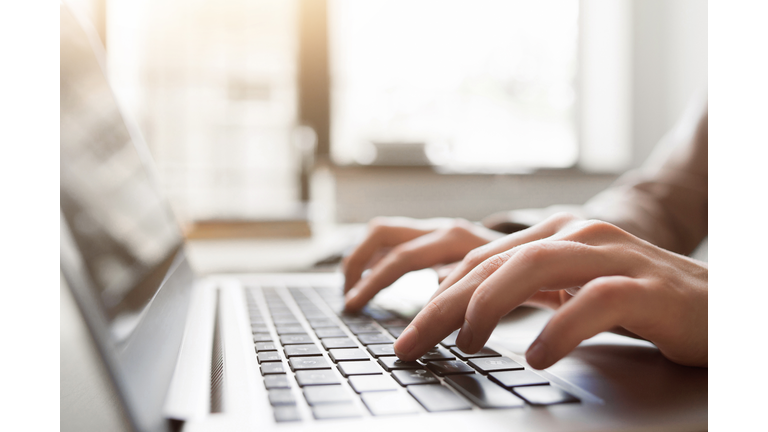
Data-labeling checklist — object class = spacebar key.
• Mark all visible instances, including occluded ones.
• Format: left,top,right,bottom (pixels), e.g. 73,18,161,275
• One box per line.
408,385,472,412
444,374,525,409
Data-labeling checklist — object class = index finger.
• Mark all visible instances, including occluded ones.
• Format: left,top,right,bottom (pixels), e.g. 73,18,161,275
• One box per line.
343,222,428,292
393,251,515,360
345,227,485,311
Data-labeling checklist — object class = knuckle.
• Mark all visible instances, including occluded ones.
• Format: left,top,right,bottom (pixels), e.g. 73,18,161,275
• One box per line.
388,245,412,265
476,253,508,278
577,219,623,238
423,298,447,321
514,242,553,266
462,247,488,267
446,218,474,236
470,285,502,319
548,211,579,226
368,216,391,232
582,278,624,306
424,297,465,330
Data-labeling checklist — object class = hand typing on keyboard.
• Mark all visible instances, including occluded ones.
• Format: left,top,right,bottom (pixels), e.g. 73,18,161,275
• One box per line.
342,213,708,370
343,217,504,311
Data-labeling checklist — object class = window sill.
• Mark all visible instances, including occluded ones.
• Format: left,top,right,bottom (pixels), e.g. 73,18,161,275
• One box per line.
321,163,619,223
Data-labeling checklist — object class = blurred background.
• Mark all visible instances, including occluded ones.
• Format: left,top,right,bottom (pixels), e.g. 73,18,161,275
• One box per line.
65,0,707,226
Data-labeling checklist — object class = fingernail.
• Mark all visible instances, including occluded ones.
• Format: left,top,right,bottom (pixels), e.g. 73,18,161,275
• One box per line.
456,320,474,351
343,289,360,312
345,287,358,301
394,326,419,358
526,339,548,369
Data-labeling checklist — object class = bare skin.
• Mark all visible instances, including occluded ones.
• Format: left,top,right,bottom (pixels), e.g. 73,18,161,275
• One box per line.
342,213,708,369
343,216,505,311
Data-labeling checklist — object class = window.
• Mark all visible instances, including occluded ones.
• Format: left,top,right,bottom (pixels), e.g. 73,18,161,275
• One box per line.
105,0,302,222
89,0,700,224
329,0,580,172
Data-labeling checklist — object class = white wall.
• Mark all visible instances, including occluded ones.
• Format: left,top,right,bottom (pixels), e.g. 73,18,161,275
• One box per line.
631,0,707,167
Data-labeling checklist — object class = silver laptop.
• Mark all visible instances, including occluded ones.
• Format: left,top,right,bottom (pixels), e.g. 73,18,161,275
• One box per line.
60,5,707,432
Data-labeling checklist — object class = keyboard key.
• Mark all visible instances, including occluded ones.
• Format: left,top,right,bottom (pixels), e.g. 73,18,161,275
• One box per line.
257,352,282,363
255,342,277,352
280,334,313,345
378,356,422,371
314,327,346,338
284,344,322,357
276,325,307,335
251,325,269,333
337,361,383,377
308,318,337,328
289,357,331,371
363,307,396,322
268,389,296,406
264,374,290,389
489,370,549,388
440,330,460,347
348,323,381,334
386,326,406,338
326,303,344,314
272,316,299,325
426,360,475,376
367,344,395,357
358,333,395,345
311,403,361,420
269,309,293,316
253,333,273,343
361,391,421,416
273,406,301,422
468,357,524,373
295,370,341,386
329,348,370,362
444,374,525,409
302,310,328,319
348,375,399,393
419,346,455,362
341,315,374,325
321,337,359,349
408,385,472,412
379,318,410,327
303,385,353,405
261,363,286,375
392,369,440,386
513,385,580,406
449,346,500,360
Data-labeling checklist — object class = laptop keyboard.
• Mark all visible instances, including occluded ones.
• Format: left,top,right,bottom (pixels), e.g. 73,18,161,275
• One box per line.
245,284,579,422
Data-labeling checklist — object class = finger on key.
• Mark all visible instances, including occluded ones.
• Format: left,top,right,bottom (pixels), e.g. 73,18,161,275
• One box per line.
459,241,625,354
345,229,472,312
343,222,428,293
393,251,516,361
526,276,640,369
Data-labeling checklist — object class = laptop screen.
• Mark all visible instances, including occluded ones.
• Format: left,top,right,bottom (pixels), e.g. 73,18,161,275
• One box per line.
60,7,183,343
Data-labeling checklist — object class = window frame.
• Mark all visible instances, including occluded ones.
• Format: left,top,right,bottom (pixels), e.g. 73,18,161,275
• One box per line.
299,0,634,175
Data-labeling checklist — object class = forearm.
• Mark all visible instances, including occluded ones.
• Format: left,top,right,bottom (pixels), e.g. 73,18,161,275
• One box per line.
582,99,708,255
484,97,708,256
